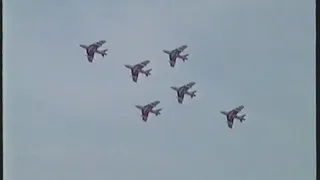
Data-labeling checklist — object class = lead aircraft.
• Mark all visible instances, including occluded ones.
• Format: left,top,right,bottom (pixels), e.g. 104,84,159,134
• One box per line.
220,105,246,129
125,60,152,82
163,45,189,67
170,82,197,104
135,101,162,122
79,40,108,62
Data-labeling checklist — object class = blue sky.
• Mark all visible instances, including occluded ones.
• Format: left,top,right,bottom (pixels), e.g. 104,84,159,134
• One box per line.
4,0,315,180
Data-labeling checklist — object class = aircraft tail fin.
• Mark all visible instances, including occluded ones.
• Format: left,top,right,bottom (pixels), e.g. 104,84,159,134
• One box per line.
190,90,196,98
154,108,162,116
100,49,108,57
144,69,152,76
181,54,189,61
239,114,246,122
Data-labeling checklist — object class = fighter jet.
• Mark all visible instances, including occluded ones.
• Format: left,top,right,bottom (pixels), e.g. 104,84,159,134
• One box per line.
170,82,197,104
79,40,108,62
135,101,162,122
125,60,152,82
220,106,246,129
163,45,189,67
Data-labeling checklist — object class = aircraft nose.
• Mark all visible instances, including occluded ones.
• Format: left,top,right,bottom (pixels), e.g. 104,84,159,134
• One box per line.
135,105,140,109
125,65,131,69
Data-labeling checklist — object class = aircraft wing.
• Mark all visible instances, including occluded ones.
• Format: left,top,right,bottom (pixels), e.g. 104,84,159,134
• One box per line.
141,111,149,122
184,82,196,89
149,101,160,107
177,92,185,104
177,45,187,52
93,40,106,47
131,71,139,82
139,60,150,67
227,119,234,129
169,59,176,67
232,105,244,114
86,52,95,62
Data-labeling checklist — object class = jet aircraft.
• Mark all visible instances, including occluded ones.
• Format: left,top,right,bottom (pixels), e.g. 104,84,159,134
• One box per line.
135,101,162,122
163,45,189,67
125,60,152,82
170,82,197,104
79,40,108,62
220,105,246,129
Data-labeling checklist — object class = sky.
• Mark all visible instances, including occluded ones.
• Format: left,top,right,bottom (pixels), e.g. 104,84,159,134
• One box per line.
3,0,315,180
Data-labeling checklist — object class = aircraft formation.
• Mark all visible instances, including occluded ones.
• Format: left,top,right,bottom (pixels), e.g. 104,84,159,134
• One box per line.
80,40,247,129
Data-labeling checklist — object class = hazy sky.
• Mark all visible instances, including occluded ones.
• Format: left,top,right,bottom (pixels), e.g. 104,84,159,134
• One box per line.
3,0,315,180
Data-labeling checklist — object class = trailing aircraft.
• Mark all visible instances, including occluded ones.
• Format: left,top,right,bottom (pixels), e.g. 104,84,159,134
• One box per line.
170,82,196,104
79,40,108,62
125,60,152,82
221,105,246,129
135,101,162,122
163,45,189,67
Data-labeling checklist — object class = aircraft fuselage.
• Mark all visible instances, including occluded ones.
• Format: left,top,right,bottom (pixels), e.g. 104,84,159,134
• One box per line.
87,45,99,55
177,86,188,97
227,111,238,121
132,64,144,74
169,50,181,61
227,121,233,128
142,105,153,116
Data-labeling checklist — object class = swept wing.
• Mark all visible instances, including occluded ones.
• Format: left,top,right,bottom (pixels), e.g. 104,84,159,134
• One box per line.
177,45,187,52
230,105,244,114
92,40,106,48
148,101,160,107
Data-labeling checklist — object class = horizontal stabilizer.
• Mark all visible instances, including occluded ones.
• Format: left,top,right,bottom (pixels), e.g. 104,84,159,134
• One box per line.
144,69,152,76
180,54,189,61
185,90,196,98
238,114,246,122
154,108,162,116
190,90,196,98
100,49,108,57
